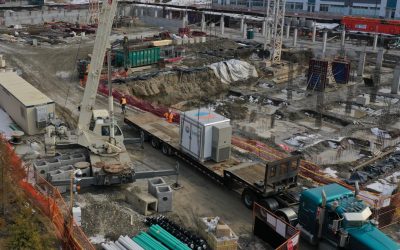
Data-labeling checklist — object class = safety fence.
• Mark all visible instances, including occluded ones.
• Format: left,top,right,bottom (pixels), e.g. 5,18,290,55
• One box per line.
97,83,181,123
253,203,300,250
3,139,94,250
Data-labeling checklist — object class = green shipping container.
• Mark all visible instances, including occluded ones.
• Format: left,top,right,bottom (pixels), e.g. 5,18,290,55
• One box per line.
115,47,161,67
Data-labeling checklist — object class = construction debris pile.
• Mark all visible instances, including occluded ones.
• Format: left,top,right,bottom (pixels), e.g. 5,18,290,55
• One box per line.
0,21,93,45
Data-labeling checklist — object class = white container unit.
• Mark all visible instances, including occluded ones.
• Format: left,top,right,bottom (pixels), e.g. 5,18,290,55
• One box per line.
180,108,231,162
0,72,55,135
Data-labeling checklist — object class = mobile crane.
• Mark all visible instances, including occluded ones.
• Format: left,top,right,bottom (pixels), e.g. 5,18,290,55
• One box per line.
41,0,176,189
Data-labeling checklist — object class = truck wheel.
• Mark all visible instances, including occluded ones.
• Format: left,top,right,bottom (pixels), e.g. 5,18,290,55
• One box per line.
140,129,149,142
241,188,257,209
150,137,160,149
161,143,172,156
259,198,279,212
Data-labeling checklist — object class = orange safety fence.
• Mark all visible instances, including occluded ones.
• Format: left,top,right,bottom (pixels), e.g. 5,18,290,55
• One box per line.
3,138,94,250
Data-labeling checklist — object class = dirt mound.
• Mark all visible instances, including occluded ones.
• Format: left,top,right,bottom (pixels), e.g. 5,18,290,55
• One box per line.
125,69,229,106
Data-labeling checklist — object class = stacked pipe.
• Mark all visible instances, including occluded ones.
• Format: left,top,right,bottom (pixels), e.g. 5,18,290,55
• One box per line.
102,235,144,250
132,232,169,250
148,225,191,250
145,216,208,249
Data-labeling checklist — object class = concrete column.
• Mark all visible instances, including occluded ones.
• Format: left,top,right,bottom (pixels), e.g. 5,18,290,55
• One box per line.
220,15,224,35
391,64,400,94
376,48,384,70
182,12,187,28
154,9,158,18
341,29,346,48
140,8,143,17
243,23,247,39
262,20,266,36
286,24,290,39
373,33,378,51
240,16,245,32
169,11,173,20
357,49,366,78
322,31,327,58
312,22,317,43
201,12,206,32
134,8,138,17
293,28,298,47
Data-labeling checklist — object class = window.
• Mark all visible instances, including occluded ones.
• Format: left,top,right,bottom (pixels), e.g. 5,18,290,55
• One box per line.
101,126,110,136
320,4,329,12
295,3,303,10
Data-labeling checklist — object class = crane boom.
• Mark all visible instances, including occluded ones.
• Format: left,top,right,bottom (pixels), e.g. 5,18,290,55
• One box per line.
78,0,118,131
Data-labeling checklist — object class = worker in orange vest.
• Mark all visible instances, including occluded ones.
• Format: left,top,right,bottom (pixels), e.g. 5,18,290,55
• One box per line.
120,95,127,114
164,109,174,123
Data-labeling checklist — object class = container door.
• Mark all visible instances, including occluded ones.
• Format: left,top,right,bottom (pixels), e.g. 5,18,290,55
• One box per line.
181,120,191,152
190,124,200,158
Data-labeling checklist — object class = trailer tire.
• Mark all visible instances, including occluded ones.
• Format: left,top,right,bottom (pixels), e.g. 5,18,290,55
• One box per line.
161,143,172,156
150,137,160,149
259,198,280,213
140,129,149,142
241,188,257,209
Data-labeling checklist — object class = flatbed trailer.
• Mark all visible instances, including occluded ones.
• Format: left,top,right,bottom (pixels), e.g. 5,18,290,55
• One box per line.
124,112,301,211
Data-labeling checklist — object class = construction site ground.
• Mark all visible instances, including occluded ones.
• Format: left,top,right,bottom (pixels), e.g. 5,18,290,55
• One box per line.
2,19,400,249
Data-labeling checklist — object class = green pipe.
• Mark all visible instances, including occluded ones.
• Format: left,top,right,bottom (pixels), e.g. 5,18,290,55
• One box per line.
132,232,169,250
148,225,191,250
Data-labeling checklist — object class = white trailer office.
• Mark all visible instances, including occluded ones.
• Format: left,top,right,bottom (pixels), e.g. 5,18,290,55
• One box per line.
0,72,55,135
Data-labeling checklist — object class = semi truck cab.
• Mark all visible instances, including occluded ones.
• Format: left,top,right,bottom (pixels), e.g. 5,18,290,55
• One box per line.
297,184,399,250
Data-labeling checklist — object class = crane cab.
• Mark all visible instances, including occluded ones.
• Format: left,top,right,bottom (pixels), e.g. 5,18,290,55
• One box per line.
90,109,124,144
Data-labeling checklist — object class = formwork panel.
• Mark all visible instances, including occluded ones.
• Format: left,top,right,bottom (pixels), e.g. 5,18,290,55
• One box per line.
307,59,329,92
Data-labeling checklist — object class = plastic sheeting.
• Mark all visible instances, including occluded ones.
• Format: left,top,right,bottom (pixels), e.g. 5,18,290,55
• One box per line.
208,59,258,84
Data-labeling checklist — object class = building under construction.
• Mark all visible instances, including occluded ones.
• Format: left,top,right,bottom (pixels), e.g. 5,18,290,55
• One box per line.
1,1,400,249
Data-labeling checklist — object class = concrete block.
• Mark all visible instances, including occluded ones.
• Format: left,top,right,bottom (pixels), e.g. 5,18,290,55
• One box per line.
201,36,206,43
189,38,195,44
182,38,189,44
34,160,49,176
58,155,74,165
148,177,166,196
154,185,173,212
46,157,61,171
126,189,158,215
194,36,201,43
